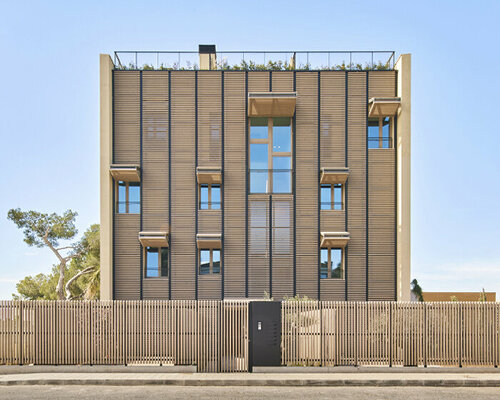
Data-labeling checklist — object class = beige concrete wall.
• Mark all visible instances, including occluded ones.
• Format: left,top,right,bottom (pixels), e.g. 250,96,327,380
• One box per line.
395,54,411,301
99,54,114,300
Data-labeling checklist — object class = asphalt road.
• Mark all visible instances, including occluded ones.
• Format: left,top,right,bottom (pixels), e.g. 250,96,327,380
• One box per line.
0,386,499,400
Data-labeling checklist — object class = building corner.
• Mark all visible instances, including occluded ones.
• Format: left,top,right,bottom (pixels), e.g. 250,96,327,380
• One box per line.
395,54,411,301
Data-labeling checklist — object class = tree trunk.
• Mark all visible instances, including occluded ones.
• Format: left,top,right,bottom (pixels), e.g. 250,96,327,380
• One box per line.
56,260,67,300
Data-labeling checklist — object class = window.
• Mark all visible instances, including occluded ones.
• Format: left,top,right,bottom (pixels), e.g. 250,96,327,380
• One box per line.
144,247,168,278
116,181,140,213
320,248,344,279
368,117,392,149
199,249,221,275
199,184,221,210
250,117,292,193
321,184,343,210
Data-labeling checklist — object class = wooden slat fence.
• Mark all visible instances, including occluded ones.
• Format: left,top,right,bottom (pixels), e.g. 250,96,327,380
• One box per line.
0,300,248,372
1,300,498,370
282,301,500,367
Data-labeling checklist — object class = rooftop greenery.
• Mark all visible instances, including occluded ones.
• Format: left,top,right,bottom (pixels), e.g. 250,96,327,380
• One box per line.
115,59,392,71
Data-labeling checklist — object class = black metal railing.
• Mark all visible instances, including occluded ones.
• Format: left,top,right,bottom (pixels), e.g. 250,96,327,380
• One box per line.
368,137,393,149
116,201,140,213
320,202,344,210
113,50,395,71
199,201,221,210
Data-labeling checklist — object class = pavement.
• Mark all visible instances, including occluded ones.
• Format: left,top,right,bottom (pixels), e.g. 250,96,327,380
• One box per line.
2,386,500,400
0,367,500,387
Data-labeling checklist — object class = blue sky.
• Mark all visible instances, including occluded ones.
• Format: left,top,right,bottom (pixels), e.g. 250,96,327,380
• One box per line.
1,0,499,299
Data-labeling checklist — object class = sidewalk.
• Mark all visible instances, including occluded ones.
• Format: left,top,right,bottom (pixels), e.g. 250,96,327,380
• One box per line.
0,368,500,387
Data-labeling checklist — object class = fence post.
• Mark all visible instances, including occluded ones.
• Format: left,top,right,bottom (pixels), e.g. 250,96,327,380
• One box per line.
17,301,22,365
389,302,392,367
423,302,427,367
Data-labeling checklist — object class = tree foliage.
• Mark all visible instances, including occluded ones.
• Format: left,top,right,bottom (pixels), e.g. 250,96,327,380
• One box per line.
7,208,78,248
13,223,100,300
411,279,424,302
8,208,99,300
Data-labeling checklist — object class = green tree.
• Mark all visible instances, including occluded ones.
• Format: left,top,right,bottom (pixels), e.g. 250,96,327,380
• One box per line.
8,208,99,300
411,279,424,302
478,288,487,302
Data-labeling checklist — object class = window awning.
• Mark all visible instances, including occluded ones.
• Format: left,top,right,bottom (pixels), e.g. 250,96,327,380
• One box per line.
320,232,350,248
196,167,222,184
248,92,297,117
196,233,222,249
320,167,350,184
110,164,141,182
138,231,169,247
368,97,401,118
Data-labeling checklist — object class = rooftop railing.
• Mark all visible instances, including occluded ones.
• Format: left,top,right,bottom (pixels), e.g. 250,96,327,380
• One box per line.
113,51,396,71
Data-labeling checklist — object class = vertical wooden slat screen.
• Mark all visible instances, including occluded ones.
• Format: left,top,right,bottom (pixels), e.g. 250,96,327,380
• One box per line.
114,215,141,300
319,71,345,167
367,150,396,300
142,71,170,300
170,72,196,300
248,196,270,297
113,71,140,163
346,72,367,300
295,72,319,298
113,68,141,302
223,72,246,298
271,196,294,300
197,72,223,300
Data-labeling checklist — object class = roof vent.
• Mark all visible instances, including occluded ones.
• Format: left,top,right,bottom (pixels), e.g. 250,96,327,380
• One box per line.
199,44,216,70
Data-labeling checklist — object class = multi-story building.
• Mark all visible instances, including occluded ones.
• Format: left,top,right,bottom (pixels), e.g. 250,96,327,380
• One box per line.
100,46,411,301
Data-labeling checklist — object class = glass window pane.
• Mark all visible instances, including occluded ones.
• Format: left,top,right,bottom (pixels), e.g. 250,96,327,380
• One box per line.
333,184,342,210
273,156,290,170
320,249,328,279
321,185,331,210
250,117,268,139
273,170,291,193
160,248,168,277
212,250,220,274
273,118,291,153
331,249,343,279
200,250,210,275
368,118,379,149
146,247,159,278
382,117,390,148
382,117,390,138
200,185,209,210
211,185,221,210
250,143,268,169
368,118,379,138
128,182,141,213
117,182,127,213
250,171,269,193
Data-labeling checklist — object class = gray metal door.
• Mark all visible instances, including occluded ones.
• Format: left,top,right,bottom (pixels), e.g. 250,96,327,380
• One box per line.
249,301,281,368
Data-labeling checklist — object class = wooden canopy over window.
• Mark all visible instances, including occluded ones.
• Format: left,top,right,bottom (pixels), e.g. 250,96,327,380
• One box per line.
320,232,350,248
196,167,222,184
248,92,297,117
138,231,169,247
320,167,350,184
110,164,141,182
368,97,401,118
196,233,222,249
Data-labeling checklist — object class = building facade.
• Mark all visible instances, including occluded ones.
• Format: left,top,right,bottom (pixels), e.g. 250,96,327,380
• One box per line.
100,47,411,301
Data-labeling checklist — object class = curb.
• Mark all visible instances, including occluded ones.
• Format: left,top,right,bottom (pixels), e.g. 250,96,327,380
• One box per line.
0,378,499,387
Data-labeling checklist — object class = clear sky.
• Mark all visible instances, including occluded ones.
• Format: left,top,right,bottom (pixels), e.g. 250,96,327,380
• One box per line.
1,0,499,299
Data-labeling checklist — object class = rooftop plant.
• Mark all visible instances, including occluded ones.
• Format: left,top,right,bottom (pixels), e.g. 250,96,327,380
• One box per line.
116,59,392,71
